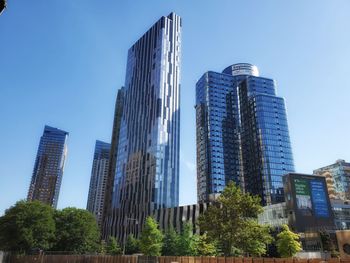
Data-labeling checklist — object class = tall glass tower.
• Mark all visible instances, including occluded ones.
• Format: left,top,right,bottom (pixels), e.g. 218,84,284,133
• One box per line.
196,63,295,205
87,140,111,227
107,13,181,240
102,87,124,233
27,125,69,208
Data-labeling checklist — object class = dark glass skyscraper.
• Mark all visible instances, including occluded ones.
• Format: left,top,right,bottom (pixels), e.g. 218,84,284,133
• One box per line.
106,13,181,240
196,63,295,205
102,87,124,232
27,125,69,208
87,140,111,227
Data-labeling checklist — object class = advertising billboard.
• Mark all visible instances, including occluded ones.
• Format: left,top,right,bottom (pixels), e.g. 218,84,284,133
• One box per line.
284,173,335,232
294,178,313,216
293,178,329,218
310,180,329,218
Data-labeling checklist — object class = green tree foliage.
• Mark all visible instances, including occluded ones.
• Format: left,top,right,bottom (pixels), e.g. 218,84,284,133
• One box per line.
0,201,55,253
106,236,122,255
52,207,100,253
238,220,272,257
162,224,218,256
162,226,179,256
99,240,107,254
192,234,218,256
139,216,163,256
276,225,302,258
198,182,273,256
177,223,196,256
125,235,140,255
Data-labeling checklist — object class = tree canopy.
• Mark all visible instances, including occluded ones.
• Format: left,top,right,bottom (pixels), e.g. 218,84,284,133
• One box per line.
162,226,179,256
0,201,55,253
198,182,272,256
192,234,218,256
276,225,302,258
177,223,196,256
139,216,163,256
125,235,140,255
52,207,100,253
106,236,122,255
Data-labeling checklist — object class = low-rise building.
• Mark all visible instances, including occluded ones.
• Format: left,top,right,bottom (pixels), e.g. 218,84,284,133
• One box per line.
314,160,350,201
331,199,350,230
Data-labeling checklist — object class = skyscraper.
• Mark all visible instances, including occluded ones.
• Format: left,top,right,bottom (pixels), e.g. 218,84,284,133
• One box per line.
87,140,111,227
105,13,181,240
102,88,124,231
196,63,295,205
27,125,68,208
314,159,350,201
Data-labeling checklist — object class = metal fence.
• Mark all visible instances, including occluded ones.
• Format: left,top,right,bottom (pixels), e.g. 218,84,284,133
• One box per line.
6,255,350,263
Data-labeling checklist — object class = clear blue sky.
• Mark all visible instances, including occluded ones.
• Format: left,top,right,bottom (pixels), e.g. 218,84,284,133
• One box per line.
1,1,350,215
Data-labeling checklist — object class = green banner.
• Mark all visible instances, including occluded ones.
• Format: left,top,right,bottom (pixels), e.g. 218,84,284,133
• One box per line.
294,179,310,196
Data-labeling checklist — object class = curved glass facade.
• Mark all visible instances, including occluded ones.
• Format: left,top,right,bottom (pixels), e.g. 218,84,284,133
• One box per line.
196,64,295,205
107,13,181,240
27,125,69,208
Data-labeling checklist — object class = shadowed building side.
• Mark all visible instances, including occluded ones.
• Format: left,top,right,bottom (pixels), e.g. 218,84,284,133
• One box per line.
102,88,125,237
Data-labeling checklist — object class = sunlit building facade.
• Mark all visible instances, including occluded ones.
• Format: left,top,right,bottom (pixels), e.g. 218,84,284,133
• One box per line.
314,159,350,201
196,63,295,205
105,13,181,241
87,140,111,227
27,125,68,208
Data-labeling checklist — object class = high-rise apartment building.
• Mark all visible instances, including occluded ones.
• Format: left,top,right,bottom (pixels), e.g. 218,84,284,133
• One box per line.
196,63,295,205
314,160,350,201
105,13,181,241
102,88,124,230
87,140,111,227
27,125,68,208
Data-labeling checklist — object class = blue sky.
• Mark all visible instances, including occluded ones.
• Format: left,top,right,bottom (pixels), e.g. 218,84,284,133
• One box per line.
1,0,350,215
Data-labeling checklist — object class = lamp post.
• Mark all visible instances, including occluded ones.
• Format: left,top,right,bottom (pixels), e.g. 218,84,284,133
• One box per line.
0,0,6,15
123,217,138,255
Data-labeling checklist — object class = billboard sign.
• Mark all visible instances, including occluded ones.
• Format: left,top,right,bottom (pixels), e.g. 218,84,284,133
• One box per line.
293,178,329,218
294,178,313,216
310,180,329,217
284,173,335,232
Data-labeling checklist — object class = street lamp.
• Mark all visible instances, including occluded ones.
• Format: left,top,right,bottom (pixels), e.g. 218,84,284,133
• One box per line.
0,0,6,15
123,217,138,255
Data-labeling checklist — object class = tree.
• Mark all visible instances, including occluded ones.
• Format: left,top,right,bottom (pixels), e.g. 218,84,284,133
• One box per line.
238,220,272,256
52,207,100,253
276,225,302,258
198,182,273,256
106,236,122,255
178,223,196,256
0,201,55,253
162,226,179,256
99,240,107,255
125,235,140,255
193,234,218,256
139,216,163,256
